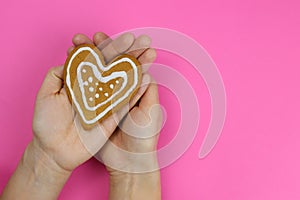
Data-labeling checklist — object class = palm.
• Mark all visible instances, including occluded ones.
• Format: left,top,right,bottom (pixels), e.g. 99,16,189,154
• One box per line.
33,85,93,170
111,107,159,153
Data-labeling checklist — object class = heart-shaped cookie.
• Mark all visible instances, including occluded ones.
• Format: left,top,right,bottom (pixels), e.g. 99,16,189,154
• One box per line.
64,44,141,127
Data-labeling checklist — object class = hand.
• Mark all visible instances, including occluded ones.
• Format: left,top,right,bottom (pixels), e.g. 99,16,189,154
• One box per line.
100,81,163,200
99,80,163,173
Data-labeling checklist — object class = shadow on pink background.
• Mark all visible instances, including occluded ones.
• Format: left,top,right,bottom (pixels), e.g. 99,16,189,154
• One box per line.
1,0,300,199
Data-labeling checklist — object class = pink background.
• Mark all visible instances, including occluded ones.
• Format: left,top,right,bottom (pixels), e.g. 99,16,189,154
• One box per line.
1,0,300,199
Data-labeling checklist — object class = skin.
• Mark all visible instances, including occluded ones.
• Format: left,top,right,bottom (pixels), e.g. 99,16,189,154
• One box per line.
0,32,161,200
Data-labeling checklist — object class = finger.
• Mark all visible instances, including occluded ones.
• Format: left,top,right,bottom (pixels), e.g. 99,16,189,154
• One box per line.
129,73,151,108
67,46,74,55
67,34,94,55
38,66,64,98
138,77,159,111
102,32,135,63
72,33,93,46
138,48,157,73
93,32,112,50
127,35,151,58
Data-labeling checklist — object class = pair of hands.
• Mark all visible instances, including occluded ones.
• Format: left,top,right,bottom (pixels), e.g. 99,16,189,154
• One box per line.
32,32,162,175
1,32,162,200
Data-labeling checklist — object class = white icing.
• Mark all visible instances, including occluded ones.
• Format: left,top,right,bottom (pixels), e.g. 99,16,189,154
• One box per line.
104,92,109,97
95,93,100,98
83,81,88,86
116,80,119,84
88,77,93,83
82,69,86,73
89,97,93,102
89,87,94,92
109,84,114,89
65,46,139,124
95,82,99,86
99,87,103,91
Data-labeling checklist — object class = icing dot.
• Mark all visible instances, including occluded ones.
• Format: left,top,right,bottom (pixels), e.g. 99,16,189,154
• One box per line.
89,87,94,92
88,77,93,83
99,87,103,91
116,80,120,84
95,82,99,86
83,81,88,86
89,97,93,102
95,93,100,98
82,69,87,73
104,92,109,97
109,84,114,89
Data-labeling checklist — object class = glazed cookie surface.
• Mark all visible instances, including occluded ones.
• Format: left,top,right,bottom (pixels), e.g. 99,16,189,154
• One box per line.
64,44,142,128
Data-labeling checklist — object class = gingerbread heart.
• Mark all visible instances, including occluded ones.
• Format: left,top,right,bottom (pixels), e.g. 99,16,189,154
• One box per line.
64,44,141,127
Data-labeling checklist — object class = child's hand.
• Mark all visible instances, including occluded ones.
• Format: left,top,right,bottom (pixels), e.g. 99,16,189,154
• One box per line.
32,32,156,173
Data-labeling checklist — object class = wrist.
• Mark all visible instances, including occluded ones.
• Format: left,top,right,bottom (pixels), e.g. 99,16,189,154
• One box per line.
109,170,161,200
1,141,71,200
107,151,160,176
109,170,160,185
22,140,71,188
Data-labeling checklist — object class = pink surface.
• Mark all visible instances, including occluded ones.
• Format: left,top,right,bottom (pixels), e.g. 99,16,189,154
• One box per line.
1,0,300,199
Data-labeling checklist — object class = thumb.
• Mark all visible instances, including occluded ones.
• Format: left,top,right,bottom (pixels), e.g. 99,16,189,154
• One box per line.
139,78,160,112
38,66,64,98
